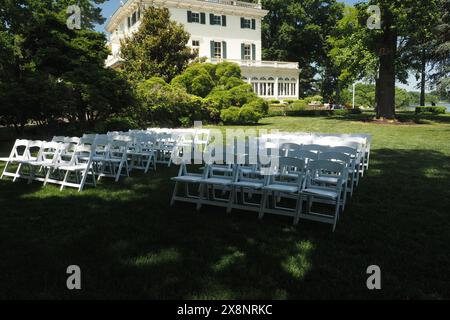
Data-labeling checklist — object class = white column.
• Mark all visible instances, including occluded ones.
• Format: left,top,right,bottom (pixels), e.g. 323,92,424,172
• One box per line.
275,77,279,99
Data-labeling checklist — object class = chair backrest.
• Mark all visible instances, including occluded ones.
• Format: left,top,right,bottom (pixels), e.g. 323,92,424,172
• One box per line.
52,136,66,143
291,149,319,163
92,137,110,159
74,144,95,165
300,144,329,154
280,143,301,157
268,157,305,186
307,160,346,179
109,140,128,160
40,142,62,163
328,146,357,157
6,139,29,160
26,140,44,161
319,152,352,166
80,134,97,145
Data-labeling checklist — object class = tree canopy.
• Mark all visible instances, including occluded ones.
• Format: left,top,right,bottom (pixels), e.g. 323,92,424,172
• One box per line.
120,7,196,83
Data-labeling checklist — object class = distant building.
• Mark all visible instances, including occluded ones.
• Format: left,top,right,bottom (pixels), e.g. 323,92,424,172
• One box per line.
105,0,300,100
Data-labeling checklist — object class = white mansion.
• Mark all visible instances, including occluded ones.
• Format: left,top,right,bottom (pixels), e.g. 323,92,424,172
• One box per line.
105,0,300,100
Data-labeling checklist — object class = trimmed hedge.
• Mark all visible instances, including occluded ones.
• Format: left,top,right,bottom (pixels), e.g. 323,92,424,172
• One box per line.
284,108,362,117
415,106,447,115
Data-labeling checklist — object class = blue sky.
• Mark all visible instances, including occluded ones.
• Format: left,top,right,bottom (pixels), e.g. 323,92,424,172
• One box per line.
95,0,420,91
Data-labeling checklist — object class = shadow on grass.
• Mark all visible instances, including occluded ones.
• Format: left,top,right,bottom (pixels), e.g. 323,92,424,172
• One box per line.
0,148,449,299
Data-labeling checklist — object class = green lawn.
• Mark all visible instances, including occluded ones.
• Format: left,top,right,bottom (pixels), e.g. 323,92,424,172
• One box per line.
1,112,450,299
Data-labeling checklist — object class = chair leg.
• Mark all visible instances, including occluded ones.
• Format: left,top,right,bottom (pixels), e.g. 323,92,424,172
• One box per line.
226,186,235,214
332,201,339,232
1,161,10,179
115,162,124,182
259,190,267,220
43,167,52,186
60,170,70,191
13,163,22,182
196,184,205,211
170,182,179,206
294,195,303,225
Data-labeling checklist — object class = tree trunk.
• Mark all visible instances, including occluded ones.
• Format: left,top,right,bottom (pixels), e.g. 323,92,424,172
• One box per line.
420,47,426,106
376,11,397,119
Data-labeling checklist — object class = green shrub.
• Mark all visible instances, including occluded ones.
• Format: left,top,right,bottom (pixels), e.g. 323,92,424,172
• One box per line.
171,64,216,98
284,99,295,104
333,108,362,116
207,84,258,109
270,99,281,104
285,109,333,117
290,100,308,110
267,108,286,117
304,95,323,104
415,106,447,115
136,77,213,127
103,116,139,132
220,107,241,124
239,106,262,124
243,98,269,115
269,104,286,109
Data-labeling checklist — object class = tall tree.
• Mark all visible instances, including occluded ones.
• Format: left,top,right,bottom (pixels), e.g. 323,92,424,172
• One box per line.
261,0,344,97
431,0,450,100
120,7,196,83
0,0,133,132
328,0,445,119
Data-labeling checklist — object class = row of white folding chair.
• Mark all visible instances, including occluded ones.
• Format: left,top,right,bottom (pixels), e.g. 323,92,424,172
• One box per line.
171,158,347,231
52,136,81,145
1,140,96,191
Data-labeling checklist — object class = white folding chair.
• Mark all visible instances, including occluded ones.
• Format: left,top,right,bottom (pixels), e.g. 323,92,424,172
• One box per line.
22,141,62,184
46,143,97,191
318,152,351,209
0,139,30,181
170,161,208,210
13,140,44,182
259,157,306,224
228,164,266,214
298,160,346,232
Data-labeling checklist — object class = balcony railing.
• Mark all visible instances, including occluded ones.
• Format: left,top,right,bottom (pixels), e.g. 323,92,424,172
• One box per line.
210,58,299,70
198,0,262,9
105,52,123,68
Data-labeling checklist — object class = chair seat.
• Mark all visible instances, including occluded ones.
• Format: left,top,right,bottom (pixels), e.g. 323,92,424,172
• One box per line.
202,178,233,186
232,181,264,189
240,168,257,175
27,161,55,167
127,151,153,156
314,176,340,185
55,164,88,171
263,184,299,193
0,157,11,162
171,175,204,183
302,188,338,200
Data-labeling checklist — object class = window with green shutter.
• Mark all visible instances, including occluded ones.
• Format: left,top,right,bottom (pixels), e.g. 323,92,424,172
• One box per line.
252,44,256,61
222,41,227,59
251,19,256,30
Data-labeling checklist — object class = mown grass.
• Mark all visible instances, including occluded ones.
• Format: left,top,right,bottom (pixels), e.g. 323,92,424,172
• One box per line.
0,112,450,299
